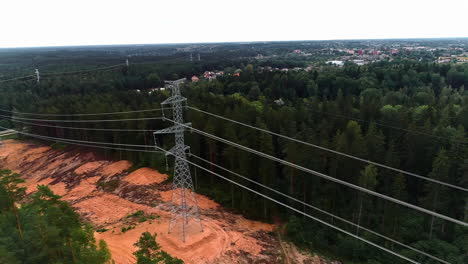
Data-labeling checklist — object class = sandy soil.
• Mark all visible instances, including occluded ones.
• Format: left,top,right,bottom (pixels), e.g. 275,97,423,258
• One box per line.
0,140,322,264
159,188,220,210
100,160,132,176
123,168,168,185
75,161,107,174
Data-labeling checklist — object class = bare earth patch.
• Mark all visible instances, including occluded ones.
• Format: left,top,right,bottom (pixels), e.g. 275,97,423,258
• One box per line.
74,161,107,174
0,140,322,264
123,168,168,185
99,160,132,176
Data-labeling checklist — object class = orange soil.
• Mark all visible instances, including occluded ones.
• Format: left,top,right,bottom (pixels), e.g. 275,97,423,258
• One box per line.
64,176,101,201
74,161,107,174
26,178,67,196
74,194,157,226
0,140,320,264
123,168,168,185
96,216,266,264
99,160,132,176
159,188,220,210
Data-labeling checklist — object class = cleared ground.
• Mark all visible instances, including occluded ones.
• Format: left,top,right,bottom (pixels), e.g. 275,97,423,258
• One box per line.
0,140,324,264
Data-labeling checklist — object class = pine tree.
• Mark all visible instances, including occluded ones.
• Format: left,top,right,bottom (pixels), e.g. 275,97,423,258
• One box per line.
133,232,183,264
424,148,450,238
365,124,386,163
0,169,26,238
335,121,367,184
356,165,378,232
0,179,112,263
389,173,407,244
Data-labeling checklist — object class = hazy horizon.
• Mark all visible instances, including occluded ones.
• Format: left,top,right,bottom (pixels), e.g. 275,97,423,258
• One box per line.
2,0,468,49
1,37,468,50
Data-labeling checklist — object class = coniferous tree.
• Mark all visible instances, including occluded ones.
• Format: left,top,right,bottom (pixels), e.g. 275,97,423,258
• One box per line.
0,169,26,238
133,232,183,264
423,149,450,239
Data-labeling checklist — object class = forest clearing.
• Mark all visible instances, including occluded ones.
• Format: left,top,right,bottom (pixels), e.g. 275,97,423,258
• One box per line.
0,139,323,264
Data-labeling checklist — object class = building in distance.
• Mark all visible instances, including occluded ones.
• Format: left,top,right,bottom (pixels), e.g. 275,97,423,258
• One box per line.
438,56,468,64
326,60,344,67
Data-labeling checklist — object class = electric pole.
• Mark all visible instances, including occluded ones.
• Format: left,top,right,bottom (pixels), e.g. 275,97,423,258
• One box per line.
154,78,202,242
35,69,40,83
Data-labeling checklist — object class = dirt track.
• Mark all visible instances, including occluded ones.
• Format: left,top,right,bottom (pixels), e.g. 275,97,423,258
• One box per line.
0,140,323,264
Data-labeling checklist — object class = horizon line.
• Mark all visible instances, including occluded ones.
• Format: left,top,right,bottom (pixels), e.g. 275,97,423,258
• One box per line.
1,36,468,50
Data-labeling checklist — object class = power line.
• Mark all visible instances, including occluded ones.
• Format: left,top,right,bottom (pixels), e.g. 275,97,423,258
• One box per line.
0,129,16,135
0,126,156,149
165,118,468,227
5,130,163,154
156,145,421,264
0,113,163,123
309,108,468,144
3,106,465,223
6,118,156,132
41,63,125,77
0,74,35,83
0,107,172,117
1,126,431,263
0,132,18,137
0,126,451,262
0,63,125,84
187,106,468,192
189,153,450,264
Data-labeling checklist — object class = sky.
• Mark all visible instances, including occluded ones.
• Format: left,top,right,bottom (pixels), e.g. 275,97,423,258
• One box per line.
1,0,468,48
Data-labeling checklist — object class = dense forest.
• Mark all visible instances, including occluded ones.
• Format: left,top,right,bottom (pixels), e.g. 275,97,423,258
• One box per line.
0,44,467,263
0,169,183,264
0,169,112,264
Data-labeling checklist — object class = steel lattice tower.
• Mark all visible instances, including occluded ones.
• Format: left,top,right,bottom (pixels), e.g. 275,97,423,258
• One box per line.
154,78,202,242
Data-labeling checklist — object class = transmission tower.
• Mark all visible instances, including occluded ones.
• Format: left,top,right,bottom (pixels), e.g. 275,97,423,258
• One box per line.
154,78,203,242
35,69,40,83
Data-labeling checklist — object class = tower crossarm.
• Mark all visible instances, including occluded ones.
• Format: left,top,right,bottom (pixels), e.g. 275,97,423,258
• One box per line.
153,123,191,134
164,78,186,85
161,95,187,105
165,145,190,156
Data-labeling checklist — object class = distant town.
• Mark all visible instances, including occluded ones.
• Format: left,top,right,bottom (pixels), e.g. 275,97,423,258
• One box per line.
178,39,468,83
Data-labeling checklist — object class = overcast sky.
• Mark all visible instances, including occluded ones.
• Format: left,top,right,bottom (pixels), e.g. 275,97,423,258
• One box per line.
1,0,467,48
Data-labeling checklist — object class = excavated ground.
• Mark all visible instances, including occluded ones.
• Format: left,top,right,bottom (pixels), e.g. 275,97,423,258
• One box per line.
0,140,327,264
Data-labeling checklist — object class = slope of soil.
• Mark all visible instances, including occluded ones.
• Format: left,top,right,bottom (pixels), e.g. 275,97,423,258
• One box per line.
123,168,167,185
0,140,325,264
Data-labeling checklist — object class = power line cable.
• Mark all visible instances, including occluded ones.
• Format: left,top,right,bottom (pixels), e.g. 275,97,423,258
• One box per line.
187,106,468,192
4,108,465,225
0,127,450,262
0,75,35,83
156,145,421,264
0,129,16,135
165,117,468,227
41,64,125,77
6,118,156,132
2,127,425,263
5,130,163,154
0,126,156,149
0,63,124,84
0,113,163,123
309,108,467,144
0,107,172,117
190,153,450,264
0,132,18,137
